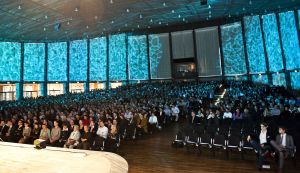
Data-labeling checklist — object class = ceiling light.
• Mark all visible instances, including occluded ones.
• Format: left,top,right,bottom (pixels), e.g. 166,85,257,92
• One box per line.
45,15,48,19
163,2,166,7
43,27,46,31
111,20,114,24
86,25,89,29
172,10,175,13
110,0,113,4
159,21,161,25
139,14,143,19
94,16,98,20
74,7,79,12
137,25,140,28
208,5,211,9
178,14,181,18
126,9,130,13
249,0,252,5
18,5,21,10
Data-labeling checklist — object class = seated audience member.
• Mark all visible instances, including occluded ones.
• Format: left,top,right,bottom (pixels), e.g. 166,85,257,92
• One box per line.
64,125,80,149
171,105,180,122
136,113,148,135
270,126,295,173
77,125,92,150
19,121,31,144
0,120,9,141
94,121,108,149
59,123,70,147
31,123,41,142
148,113,158,134
13,120,24,143
247,122,273,170
49,120,61,147
223,108,233,119
39,123,50,142
233,108,243,120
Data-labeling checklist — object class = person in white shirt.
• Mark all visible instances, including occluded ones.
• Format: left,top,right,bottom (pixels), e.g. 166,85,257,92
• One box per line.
171,105,180,122
148,113,158,134
223,108,232,119
124,109,133,121
94,121,108,150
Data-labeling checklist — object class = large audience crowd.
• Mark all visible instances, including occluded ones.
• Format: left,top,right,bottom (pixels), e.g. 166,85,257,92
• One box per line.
0,81,218,151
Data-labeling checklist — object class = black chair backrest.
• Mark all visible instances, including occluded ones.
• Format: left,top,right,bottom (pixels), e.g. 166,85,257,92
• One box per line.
200,133,211,144
227,135,241,147
214,134,226,145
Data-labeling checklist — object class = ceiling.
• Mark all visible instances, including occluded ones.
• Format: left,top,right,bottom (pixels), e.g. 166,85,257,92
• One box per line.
0,0,299,42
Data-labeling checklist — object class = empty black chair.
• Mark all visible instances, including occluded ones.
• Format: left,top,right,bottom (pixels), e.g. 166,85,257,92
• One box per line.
198,133,212,155
212,134,227,158
241,137,254,160
186,132,199,152
172,131,186,148
226,135,242,159
194,124,205,136
206,125,217,138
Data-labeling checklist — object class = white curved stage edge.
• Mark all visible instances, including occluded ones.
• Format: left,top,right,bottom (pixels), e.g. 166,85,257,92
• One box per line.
0,142,128,173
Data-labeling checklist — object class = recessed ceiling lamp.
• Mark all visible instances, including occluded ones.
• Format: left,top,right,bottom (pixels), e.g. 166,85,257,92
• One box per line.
74,7,79,12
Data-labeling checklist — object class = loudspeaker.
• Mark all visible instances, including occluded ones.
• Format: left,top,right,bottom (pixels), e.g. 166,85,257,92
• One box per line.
200,0,208,5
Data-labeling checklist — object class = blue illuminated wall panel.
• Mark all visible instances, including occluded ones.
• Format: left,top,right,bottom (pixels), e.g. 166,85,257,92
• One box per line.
244,16,267,73
109,34,127,81
298,10,300,29
221,22,247,75
24,43,45,81
290,72,300,89
128,35,149,80
262,14,284,72
48,42,67,81
90,37,107,81
272,73,286,87
0,42,21,81
252,74,268,84
69,40,88,81
279,11,300,70
149,33,172,79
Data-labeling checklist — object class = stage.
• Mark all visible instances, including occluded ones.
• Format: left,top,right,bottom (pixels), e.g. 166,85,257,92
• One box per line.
0,142,128,173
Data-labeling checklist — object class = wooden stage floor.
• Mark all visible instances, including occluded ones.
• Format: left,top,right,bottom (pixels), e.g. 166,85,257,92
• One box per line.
118,122,300,173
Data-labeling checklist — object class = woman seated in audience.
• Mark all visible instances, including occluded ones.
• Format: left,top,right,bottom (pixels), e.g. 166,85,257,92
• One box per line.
19,121,31,144
49,120,61,147
31,123,41,142
64,125,80,149
136,113,148,136
39,123,50,143
77,125,92,150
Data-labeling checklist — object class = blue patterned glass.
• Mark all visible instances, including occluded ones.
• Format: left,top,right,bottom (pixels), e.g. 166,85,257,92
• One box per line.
272,73,286,87
69,40,88,81
109,34,127,81
90,37,107,81
24,43,45,81
221,22,247,75
290,72,300,89
262,14,284,72
252,74,268,84
149,35,163,79
48,42,67,81
0,42,21,81
279,11,300,70
244,16,267,73
128,35,149,80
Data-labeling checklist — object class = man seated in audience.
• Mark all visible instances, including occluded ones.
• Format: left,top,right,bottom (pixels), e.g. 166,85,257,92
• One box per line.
64,125,80,149
59,123,70,147
148,112,158,134
171,105,180,122
13,120,24,143
247,122,273,170
94,121,108,150
49,120,61,147
270,126,295,173
77,125,92,150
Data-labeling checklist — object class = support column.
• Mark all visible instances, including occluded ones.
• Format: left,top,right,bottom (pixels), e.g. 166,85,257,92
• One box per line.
192,30,199,81
43,43,48,96
241,18,251,81
146,34,151,82
65,41,70,93
276,13,290,89
85,39,90,92
259,15,272,85
18,43,24,100
106,34,109,90
169,32,174,80
217,26,225,81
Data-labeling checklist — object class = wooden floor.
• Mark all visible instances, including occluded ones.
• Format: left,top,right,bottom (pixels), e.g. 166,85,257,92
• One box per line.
118,122,300,173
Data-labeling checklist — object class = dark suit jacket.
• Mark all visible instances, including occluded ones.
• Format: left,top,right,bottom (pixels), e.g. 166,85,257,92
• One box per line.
250,130,273,146
275,134,295,155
